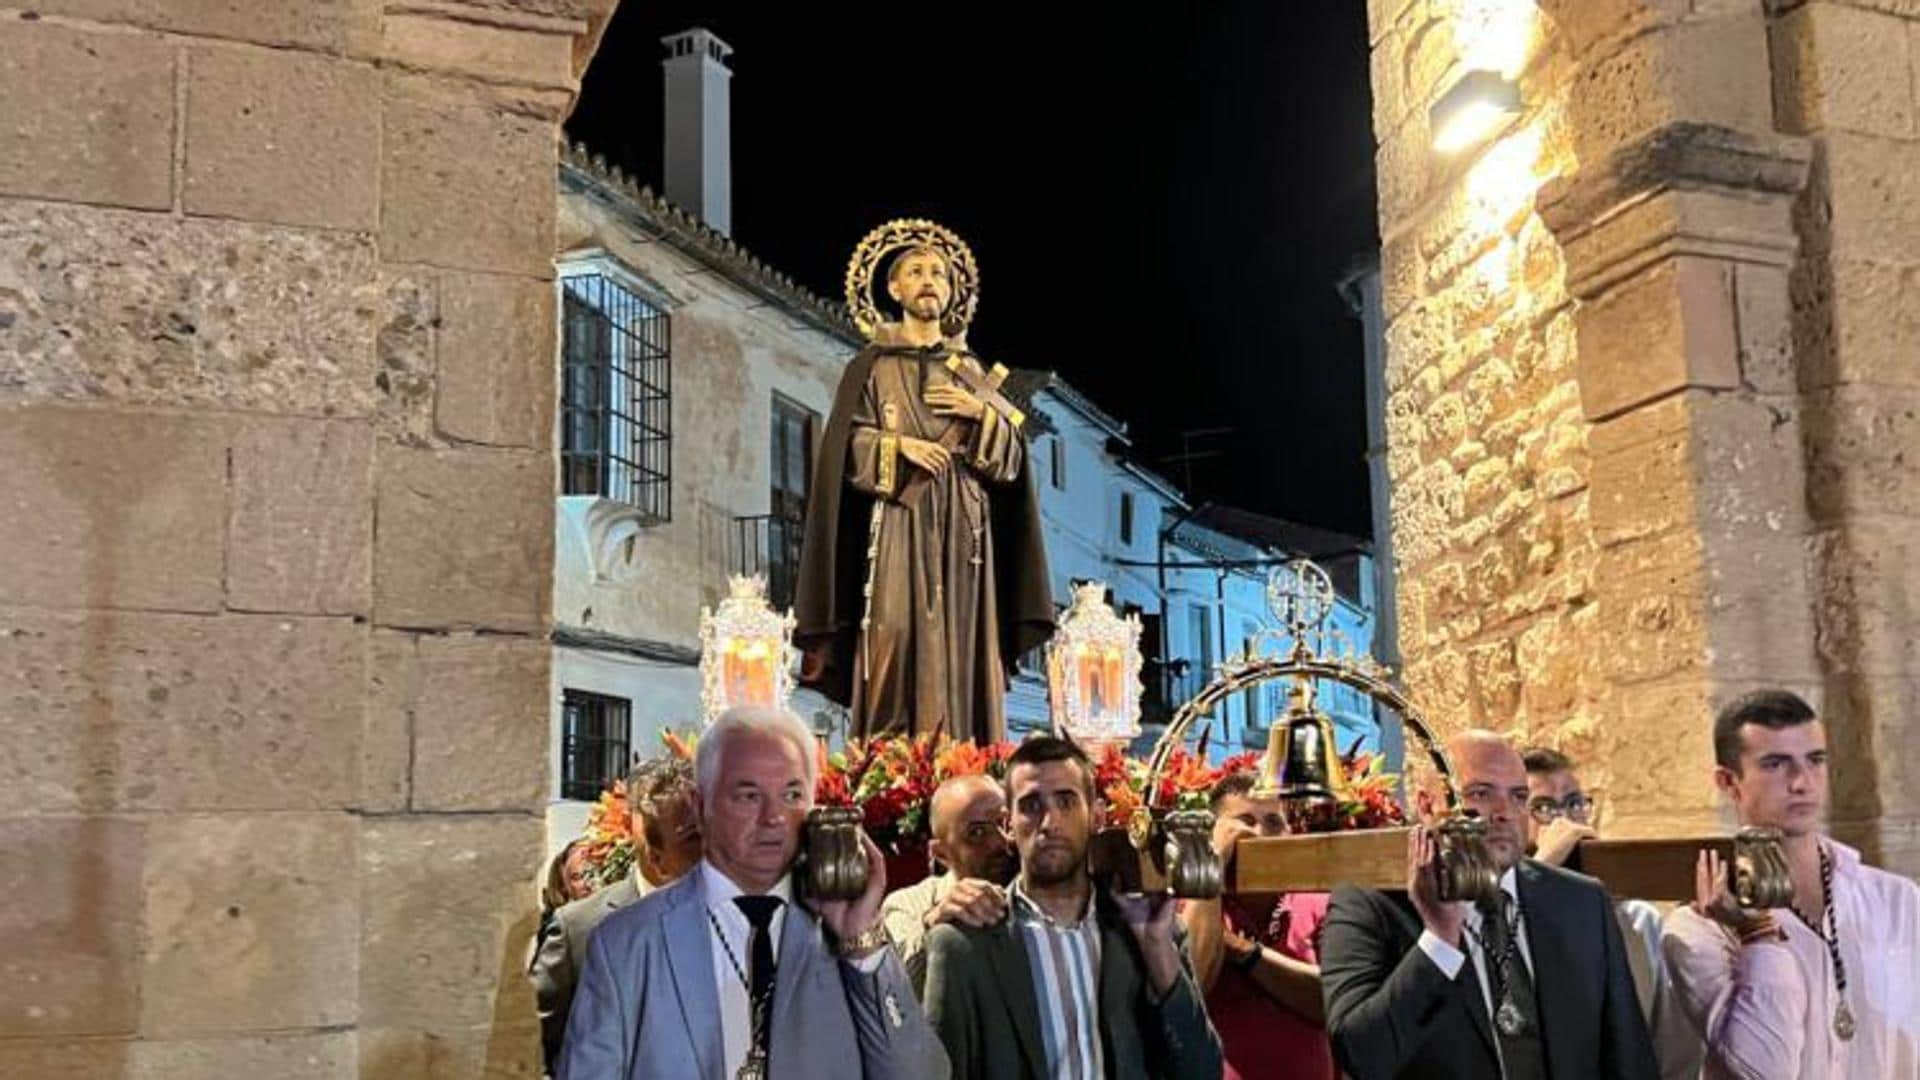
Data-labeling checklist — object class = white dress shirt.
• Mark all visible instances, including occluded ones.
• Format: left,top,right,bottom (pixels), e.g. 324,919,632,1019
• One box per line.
1414,865,1535,1078
699,859,891,1078
701,861,794,1079
1662,839,1920,1079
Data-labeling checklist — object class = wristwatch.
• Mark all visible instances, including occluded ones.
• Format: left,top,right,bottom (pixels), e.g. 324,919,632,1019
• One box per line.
838,922,892,957
1232,939,1262,973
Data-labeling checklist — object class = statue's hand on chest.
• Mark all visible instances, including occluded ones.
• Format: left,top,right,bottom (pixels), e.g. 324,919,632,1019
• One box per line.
922,364,986,424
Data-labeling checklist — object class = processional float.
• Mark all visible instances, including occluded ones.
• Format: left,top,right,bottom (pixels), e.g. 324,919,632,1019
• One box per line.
1079,558,1792,909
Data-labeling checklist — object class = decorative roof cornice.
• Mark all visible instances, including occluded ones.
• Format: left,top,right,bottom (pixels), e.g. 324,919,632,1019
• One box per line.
561,142,862,346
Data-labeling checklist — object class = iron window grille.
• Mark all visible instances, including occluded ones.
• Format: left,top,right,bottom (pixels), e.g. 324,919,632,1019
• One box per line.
560,689,632,801
560,272,671,523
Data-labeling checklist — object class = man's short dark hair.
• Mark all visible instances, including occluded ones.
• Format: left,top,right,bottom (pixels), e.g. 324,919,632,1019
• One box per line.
1210,769,1260,810
1521,746,1575,775
1006,734,1095,799
1714,689,1817,771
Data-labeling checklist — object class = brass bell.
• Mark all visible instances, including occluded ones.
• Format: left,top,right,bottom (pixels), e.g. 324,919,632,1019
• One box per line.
1252,679,1350,810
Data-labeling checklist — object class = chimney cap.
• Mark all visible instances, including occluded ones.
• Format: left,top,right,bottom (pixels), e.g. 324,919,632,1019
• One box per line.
661,27,734,65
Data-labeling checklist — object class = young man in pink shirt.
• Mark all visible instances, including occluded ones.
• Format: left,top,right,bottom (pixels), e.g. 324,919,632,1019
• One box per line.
1180,769,1336,1080
1663,689,1920,1078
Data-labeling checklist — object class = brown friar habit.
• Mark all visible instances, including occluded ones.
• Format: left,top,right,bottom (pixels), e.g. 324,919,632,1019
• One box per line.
795,336,1054,743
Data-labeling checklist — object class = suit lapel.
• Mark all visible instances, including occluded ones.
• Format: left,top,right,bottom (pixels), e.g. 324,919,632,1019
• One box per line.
1455,948,1500,1063
770,898,817,1045
662,877,724,1078
1518,861,1573,1077
987,921,1049,1074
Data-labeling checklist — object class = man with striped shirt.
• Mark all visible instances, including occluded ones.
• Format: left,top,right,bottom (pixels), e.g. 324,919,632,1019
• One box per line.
923,736,1223,1079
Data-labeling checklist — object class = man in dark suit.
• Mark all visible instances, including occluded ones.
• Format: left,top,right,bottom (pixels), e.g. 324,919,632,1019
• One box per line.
1319,729,1656,1080
529,755,703,1073
923,735,1222,1080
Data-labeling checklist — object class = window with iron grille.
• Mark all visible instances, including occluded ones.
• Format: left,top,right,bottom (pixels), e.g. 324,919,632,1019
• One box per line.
1119,491,1135,545
560,272,671,523
560,689,632,801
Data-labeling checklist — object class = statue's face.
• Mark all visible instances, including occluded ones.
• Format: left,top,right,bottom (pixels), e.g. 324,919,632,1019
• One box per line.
886,249,952,323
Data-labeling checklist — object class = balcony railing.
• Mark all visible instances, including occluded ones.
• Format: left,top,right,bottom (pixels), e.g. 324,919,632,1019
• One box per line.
732,513,804,611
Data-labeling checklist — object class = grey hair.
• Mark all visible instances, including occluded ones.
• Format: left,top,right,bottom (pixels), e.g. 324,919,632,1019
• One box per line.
695,705,818,810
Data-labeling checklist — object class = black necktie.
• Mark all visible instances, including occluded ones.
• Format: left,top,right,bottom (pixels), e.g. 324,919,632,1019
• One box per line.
732,896,783,1057
1481,894,1548,1080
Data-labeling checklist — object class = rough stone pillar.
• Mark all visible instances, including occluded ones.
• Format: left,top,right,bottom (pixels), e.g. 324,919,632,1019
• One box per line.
1771,0,1920,876
1362,0,1899,844
0,2,618,1077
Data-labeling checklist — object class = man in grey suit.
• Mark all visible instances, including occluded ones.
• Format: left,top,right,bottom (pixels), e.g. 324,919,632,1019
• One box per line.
557,705,949,1080
530,754,704,1073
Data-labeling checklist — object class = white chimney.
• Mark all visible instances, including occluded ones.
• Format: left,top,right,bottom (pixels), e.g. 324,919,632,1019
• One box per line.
660,27,734,235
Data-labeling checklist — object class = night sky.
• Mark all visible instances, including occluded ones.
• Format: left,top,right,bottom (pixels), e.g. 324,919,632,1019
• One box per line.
568,3,1380,539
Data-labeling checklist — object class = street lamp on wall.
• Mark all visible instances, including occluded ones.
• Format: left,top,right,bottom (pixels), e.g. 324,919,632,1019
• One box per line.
1430,69,1522,155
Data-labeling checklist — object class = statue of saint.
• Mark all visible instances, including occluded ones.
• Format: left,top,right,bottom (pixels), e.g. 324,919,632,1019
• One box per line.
796,220,1053,743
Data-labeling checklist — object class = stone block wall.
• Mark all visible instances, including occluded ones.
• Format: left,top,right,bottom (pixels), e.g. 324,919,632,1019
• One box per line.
1773,0,1920,874
0,2,619,1076
1368,0,1919,871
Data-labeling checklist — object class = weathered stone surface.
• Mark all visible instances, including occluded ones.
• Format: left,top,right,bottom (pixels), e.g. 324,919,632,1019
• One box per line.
1803,383,1920,521
1811,522,1920,678
383,10,578,90
132,1032,356,1080
1732,262,1796,395
408,636,550,812
0,610,364,814
1576,257,1740,421
29,0,382,55
1825,130,1920,265
360,1023,543,1080
0,1040,136,1077
1817,256,1920,389
0,21,173,210
185,46,380,231
1772,2,1916,139
0,407,226,613
1821,673,1916,824
1564,18,1772,165
0,202,381,415
229,417,374,615
140,814,358,1034
373,268,442,446
437,271,555,448
0,817,143,1038
373,446,553,632
381,94,556,276
362,631,418,813
359,815,543,1030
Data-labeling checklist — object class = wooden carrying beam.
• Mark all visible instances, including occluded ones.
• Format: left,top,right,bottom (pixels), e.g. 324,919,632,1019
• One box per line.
1229,829,1734,902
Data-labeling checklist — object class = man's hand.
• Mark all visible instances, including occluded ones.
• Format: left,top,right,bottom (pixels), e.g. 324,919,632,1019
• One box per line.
924,384,985,421
1693,848,1765,933
899,436,951,476
1407,826,1466,947
924,878,1008,930
1533,817,1596,868
813,831,889,953
1211,815,1255,863
1111,887,1183,998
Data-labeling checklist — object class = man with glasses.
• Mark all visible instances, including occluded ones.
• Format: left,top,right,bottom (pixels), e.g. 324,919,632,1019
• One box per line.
1319,729,1656,1078
1523,748,1702,1079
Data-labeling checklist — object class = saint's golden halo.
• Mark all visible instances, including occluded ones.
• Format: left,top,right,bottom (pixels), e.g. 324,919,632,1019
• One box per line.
843,218,980,342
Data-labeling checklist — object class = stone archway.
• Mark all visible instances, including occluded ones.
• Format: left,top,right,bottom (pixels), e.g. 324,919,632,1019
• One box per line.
0,3,622,1076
